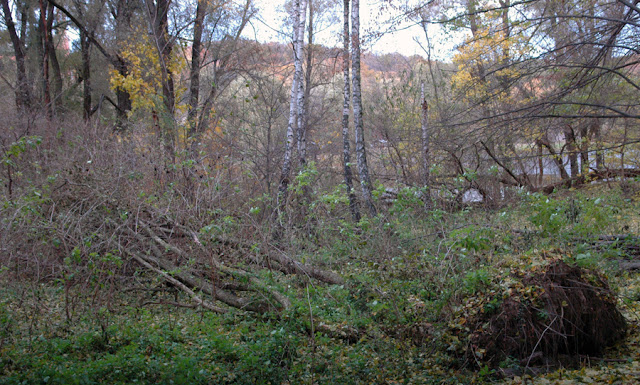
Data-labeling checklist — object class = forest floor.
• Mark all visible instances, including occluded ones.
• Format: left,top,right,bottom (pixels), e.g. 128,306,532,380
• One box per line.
2,180,640,384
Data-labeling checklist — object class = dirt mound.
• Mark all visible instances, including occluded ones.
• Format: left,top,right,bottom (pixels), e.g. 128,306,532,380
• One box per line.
469,260,626,367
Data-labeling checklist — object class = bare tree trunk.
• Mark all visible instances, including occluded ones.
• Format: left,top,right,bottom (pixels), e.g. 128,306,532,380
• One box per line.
564,125,579,178
80,30,91,121
196,0,251,134
351,0,376,216
147,0,175,117
580,125,590,175
146,0,175,164
46,5,62,113
187,0,207,146
342,0,360,222
48,0,133,127
419,16,441,109
421,84,432,210
276,0,307,222
71,0,92,121
594,118,604,170
620,118,628,171
538,137,569,180
1,0,31,112
113,0,133,128
537,141,544,186
298,0,314,169
114,58,132,127
39,0,53,120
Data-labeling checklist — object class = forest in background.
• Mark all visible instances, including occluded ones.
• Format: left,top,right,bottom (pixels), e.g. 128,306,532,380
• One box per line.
2,0,640,383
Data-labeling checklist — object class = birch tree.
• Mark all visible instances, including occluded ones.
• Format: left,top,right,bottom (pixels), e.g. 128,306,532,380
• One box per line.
276,0,307,221
342,0,360,222
351,0,376,216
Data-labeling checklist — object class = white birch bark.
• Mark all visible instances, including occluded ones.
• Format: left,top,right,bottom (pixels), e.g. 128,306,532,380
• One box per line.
295,0,311,170
276,0,307,219
351,0,376,216
342,0,360,222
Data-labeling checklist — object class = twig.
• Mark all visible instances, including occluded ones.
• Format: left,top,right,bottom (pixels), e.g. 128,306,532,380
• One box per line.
129,250,226,313
525,316,559,372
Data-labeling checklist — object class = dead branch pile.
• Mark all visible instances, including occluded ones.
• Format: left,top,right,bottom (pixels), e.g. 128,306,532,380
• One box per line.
0,133,343,314
468,260,626,368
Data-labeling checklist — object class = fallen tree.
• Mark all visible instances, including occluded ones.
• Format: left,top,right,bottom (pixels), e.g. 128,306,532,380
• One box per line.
1,166,343,315
533,168,640,194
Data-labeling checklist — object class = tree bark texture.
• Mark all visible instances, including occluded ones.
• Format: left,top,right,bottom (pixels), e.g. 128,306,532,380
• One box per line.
187,0,207,142
146,0,175,117
1,0,31,112
146,0,176,165
421,83,432,210
298,0,313,168
39,0,52,120
564,125,579,178
276,0,307,219
80,29,92,121
342,0,360,222
48,0,131,124
46,4,62,112
351,0,376,216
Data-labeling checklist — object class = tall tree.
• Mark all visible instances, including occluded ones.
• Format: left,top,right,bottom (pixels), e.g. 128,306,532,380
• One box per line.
342,0,360,222
38,0,52,119
1,0,32,112
72,0,100,121
145,0,174,117
421,84,432,210
145,0,175,163
297,0,312,168
45,3,62,112
351,0,376,216
48,0,134,125
276,0,307,222
187,0,208,138
191,0,253,145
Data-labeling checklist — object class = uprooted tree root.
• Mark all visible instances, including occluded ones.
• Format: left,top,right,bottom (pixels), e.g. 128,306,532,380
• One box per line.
468,260,627,369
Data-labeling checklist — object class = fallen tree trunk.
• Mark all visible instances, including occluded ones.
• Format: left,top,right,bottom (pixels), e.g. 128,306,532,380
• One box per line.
533,168,640,194
168,219,345,285
119,222,292,312
618,261,640,270
581,234,640,256
128,249,227,313
102,213,345,313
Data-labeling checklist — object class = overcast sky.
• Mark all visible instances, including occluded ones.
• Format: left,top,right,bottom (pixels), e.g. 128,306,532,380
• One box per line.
245,0,458,60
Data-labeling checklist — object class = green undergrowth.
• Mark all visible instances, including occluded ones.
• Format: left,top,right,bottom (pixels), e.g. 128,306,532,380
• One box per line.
2,181,640,384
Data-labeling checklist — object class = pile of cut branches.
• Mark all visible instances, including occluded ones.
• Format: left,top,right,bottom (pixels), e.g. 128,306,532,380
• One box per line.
0,141,342,315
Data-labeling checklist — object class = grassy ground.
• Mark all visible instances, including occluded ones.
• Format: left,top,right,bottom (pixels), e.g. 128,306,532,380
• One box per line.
2,181,640,384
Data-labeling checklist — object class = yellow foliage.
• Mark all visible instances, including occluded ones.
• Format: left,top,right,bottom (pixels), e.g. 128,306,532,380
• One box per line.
451,3,532,105
109,25,187,114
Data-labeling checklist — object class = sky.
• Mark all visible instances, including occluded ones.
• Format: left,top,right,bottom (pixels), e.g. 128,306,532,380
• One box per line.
245,0,459,60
